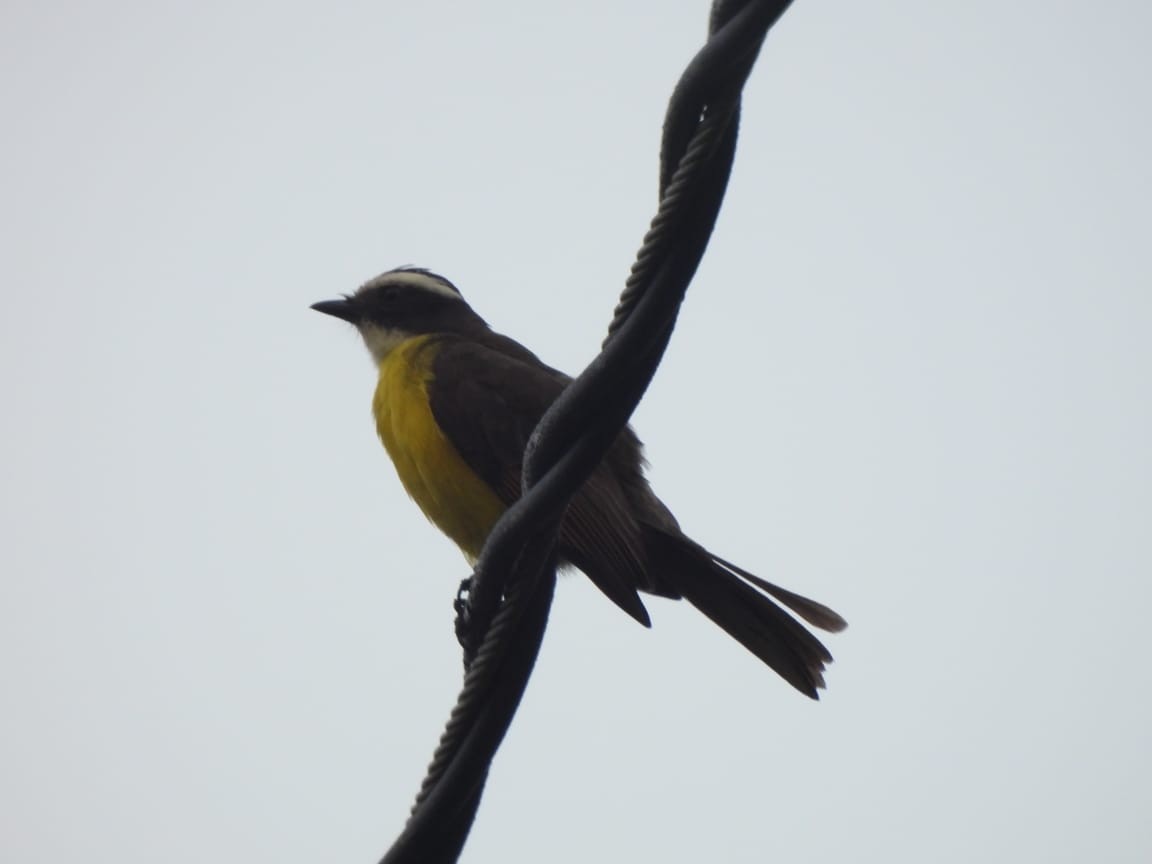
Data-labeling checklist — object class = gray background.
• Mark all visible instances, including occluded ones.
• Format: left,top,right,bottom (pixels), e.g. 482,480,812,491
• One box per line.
2,2,1149,861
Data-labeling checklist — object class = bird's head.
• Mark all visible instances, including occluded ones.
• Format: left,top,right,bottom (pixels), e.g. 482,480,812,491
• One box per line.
311,267,486,363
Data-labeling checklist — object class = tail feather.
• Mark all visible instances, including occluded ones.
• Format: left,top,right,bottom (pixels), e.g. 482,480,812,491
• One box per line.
646,529,845,699
712,554,848,633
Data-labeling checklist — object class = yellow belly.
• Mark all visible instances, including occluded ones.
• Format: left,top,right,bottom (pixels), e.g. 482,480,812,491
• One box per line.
372,335,507,560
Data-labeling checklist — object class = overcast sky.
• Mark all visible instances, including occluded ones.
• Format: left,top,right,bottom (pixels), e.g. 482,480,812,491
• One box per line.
2,2,1150,862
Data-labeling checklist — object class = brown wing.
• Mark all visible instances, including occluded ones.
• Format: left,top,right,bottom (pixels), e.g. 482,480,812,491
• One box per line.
428,335,653,626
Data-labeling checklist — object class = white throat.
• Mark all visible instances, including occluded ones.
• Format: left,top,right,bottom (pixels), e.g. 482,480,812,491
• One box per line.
358,324,415,366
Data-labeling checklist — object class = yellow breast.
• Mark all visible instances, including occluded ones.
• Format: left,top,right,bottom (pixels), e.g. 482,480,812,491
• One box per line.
372,335,508,561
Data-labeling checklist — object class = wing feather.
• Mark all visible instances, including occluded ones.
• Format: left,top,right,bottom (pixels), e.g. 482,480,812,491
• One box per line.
428,336,652,625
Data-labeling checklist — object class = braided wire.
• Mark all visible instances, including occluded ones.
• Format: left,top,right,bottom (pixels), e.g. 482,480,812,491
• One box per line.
410,575,523,809
409,525,557,810
605,105,731,344
379,2,795,861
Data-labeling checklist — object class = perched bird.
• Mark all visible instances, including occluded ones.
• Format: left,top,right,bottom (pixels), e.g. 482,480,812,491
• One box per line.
312,267,846,697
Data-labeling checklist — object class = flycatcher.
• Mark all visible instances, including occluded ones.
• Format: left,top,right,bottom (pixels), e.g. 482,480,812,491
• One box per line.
313,267,846,697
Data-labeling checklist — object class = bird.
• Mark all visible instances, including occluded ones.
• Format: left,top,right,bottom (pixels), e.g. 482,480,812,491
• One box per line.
312,267,846,698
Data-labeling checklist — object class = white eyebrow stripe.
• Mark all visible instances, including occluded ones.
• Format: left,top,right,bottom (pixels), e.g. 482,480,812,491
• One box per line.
358,270,460,300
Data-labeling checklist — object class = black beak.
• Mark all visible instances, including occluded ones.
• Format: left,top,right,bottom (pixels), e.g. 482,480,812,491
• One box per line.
310,297,361,324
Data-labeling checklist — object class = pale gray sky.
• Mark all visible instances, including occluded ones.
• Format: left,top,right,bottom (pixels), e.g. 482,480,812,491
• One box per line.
2,2,1150,862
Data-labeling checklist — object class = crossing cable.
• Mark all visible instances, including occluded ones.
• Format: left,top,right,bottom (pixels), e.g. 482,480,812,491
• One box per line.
379,1,796,860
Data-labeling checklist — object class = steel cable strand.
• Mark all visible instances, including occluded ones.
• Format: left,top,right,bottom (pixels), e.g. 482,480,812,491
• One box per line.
385,100,744,864
612,0,793,332
409,527,560,810
661,0,792,191
623,11,789,329
381,537,558,864
384,79,738,864
379,123,727,855
606,104,734,345
385,104,730,864
377,2,795,860
539,101,741,476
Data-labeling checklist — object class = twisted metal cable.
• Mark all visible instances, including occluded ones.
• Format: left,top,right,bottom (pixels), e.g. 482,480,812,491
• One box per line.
410,528,559,810
379,2,795,861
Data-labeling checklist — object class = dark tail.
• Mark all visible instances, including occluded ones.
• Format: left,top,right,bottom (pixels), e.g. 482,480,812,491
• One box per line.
646,528,847,699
